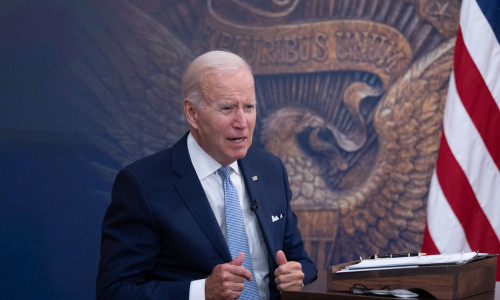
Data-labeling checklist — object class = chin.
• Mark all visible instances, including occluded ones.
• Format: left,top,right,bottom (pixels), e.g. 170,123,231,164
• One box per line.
231,150,248,161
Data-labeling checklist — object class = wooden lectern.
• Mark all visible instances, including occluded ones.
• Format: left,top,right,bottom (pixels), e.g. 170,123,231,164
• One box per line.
283,255,497,300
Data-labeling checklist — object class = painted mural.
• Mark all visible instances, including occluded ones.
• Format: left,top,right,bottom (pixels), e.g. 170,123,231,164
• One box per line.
71,0,460,270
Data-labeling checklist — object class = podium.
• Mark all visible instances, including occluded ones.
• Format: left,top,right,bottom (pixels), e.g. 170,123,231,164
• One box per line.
329,255,496,299
283,255,497,300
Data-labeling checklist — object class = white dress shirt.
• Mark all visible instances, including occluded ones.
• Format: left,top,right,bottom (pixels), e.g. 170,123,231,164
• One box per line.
187,133,270,300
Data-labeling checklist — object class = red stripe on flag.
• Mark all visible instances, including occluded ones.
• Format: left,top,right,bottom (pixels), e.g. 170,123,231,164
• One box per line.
436,133,500,280
453,29,500,169
435,133,500,253
425,0,500,282
421,224,439,255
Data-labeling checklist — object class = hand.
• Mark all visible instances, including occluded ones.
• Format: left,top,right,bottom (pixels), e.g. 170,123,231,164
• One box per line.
274,250,304,291
205,252,252,300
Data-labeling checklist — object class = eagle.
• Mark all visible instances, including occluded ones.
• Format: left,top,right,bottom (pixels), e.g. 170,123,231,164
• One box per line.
71,0,457,269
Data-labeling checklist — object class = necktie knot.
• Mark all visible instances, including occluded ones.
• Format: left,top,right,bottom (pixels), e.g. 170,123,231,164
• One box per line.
218,166,231,180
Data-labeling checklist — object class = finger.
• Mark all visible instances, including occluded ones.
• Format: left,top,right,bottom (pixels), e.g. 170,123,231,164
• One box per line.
230,252,245,266
205,271,245,300
275,266,304,292
229,252,252,281
276,278,304,291
277,260,302,274
236,268,252,282
275,268,304,283
276,250,287,266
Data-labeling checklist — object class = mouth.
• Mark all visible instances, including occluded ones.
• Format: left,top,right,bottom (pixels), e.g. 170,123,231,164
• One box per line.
228,137,245,143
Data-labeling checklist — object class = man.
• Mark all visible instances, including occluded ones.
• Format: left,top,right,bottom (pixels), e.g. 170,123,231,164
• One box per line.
96,50,317,299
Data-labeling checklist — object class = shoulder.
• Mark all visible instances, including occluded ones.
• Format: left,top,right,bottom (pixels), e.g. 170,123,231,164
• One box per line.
116,137,188,189
122,134,188,178
245,146,283,165
124,148,173,176
242,146,287,176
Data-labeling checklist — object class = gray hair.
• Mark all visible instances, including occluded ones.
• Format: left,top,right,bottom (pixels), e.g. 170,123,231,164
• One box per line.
181,50,253,107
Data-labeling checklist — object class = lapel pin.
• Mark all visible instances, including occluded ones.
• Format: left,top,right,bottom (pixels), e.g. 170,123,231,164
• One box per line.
252,176,258,181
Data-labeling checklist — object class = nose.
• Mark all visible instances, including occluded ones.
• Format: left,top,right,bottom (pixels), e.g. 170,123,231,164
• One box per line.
232,108,248,128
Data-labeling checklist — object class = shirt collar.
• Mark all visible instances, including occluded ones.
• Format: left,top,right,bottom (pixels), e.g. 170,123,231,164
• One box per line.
187,132,240,180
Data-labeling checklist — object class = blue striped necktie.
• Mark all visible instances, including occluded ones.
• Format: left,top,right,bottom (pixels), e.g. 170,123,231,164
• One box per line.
218,166,260,299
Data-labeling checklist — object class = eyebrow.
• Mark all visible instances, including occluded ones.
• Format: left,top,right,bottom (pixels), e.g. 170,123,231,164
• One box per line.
216,99,257,106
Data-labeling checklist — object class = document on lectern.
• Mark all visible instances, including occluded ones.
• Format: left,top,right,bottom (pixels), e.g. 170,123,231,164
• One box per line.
328,254,497,299
337,252,483,273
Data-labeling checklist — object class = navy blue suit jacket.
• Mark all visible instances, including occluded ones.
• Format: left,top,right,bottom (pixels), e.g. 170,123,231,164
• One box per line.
96,133,317,299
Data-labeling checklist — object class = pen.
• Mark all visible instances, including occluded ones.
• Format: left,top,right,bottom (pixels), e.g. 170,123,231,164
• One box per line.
368,252,426,259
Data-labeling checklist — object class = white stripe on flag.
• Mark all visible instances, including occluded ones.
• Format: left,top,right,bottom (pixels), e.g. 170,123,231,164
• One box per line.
461,0,500,108
423,0,500,281
426,170,471,252
443,72,500,239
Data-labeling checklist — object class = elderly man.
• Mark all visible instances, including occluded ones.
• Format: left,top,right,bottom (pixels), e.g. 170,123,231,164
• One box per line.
96,50,317,300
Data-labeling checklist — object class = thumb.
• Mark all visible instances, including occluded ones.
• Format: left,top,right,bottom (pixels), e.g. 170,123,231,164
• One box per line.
230,252,245,266
276,250,287,266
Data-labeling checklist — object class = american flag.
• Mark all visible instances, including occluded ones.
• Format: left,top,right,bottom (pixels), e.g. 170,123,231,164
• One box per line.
421,0,500,281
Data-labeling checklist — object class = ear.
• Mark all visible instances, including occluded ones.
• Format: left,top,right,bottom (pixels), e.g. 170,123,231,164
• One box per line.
184,98,199,129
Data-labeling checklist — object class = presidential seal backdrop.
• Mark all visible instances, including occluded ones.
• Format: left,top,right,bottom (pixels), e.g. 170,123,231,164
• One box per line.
71,0,461,270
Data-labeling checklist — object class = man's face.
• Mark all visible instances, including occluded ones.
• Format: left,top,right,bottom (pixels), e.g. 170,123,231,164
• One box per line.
187,68,256,166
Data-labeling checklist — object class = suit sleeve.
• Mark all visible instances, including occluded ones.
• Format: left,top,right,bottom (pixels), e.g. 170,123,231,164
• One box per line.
278,158,318,285
96,168,191,300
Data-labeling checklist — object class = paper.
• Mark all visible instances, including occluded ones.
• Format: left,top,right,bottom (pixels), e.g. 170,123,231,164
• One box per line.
337,252,481,273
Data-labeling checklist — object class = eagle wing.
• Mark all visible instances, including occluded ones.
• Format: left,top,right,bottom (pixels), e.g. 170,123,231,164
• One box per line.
71,0,193,173
335,37,456,263
261,37,455,268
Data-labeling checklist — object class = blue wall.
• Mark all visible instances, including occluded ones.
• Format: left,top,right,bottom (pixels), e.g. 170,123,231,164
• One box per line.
1,1,116,298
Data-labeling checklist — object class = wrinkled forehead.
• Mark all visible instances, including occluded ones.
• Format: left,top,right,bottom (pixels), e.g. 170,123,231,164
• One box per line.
200,68,255,100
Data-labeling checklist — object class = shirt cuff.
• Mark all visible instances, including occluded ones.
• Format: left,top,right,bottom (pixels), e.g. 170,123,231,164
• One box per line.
189,278,206,300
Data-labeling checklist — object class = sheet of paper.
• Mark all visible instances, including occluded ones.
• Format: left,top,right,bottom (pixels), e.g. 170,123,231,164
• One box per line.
341,252,480,272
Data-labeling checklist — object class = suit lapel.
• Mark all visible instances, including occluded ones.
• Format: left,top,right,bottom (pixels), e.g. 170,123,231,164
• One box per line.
238,156,277,257
172,134,231,261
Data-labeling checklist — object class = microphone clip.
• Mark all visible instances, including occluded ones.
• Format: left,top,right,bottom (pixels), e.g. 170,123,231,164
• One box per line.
250,198,261,210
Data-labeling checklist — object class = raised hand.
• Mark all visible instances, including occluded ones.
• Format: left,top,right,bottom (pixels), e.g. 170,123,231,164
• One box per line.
205,252,252,300
274,250,304,291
